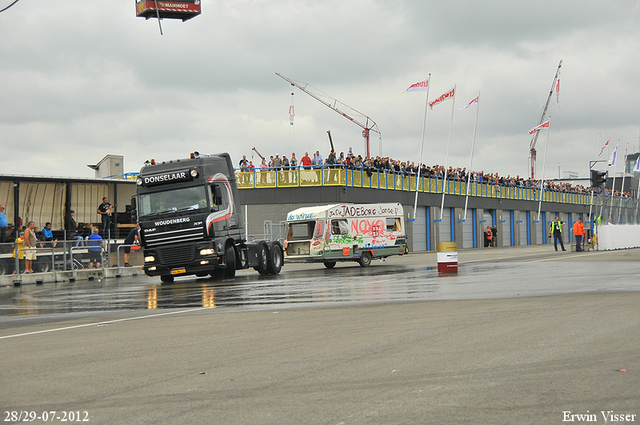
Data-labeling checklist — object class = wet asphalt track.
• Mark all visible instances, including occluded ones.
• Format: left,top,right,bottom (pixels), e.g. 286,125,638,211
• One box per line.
1,246,639,425
1,245,639,321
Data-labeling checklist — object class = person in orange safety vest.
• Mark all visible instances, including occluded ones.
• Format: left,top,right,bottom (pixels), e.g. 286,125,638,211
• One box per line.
573,217,586,252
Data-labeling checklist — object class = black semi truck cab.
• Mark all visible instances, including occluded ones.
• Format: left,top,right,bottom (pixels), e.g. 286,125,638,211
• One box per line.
135,152,282,282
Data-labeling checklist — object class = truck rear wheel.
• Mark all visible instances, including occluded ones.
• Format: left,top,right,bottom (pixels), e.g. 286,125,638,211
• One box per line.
224,245,236,279
323,260,336,269
0,259,8,275
359,251,372,267
267,243,283,274
254,242,269,275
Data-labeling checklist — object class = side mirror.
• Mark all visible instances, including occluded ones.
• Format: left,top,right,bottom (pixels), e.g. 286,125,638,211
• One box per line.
211,185,222,211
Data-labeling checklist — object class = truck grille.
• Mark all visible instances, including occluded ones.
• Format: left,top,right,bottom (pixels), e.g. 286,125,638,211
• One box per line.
143,225,204,247
156,244,196,266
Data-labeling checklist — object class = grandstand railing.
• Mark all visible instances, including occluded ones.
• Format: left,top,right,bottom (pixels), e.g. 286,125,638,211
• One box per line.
235,166,627,206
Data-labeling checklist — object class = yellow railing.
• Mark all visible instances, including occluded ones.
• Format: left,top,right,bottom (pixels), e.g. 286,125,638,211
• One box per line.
235,168,592,205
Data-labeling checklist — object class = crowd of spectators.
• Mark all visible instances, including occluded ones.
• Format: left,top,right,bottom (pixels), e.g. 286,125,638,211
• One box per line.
241,148,633,197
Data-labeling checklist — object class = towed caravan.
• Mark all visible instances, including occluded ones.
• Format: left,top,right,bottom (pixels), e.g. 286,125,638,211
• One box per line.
284,203,407,268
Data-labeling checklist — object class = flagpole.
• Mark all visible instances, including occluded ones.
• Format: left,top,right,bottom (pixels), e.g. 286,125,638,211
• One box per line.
412,74,431,221
439,84,456,221
588,188,594,236
609,141,619,222
590,133,600,228
536,117,551,224
635,169,640,220
617,143,629,224
463,92,480,221
635,150,640,221
598,137,611,222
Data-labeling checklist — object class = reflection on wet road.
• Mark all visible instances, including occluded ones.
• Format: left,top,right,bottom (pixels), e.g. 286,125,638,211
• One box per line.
2,253,640,318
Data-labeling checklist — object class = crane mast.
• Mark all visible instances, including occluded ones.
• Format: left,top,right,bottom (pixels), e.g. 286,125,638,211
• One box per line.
276,72,381,158
529,60,562,179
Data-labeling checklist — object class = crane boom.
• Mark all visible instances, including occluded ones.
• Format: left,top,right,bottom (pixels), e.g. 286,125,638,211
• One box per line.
529,60,562,179
276,72,381,158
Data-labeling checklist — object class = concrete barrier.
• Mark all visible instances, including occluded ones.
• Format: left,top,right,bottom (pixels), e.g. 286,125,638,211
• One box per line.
597,224,640,250
0,266,143,286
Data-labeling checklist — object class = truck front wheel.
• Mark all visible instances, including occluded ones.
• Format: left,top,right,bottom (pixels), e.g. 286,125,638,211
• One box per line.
224,245,236,279
160,275,174,283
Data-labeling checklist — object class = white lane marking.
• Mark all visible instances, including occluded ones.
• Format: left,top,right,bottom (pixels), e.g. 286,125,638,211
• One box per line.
0,307,209,340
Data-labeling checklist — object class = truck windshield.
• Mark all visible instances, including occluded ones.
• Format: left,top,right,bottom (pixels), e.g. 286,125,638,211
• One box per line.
138,186,208,218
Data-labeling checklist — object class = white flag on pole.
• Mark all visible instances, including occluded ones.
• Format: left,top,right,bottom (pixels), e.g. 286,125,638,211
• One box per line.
429,87,455,109
405,77,430,92
633,155,640,172
459,96,479,110
528,120,550,135
609,144,619,167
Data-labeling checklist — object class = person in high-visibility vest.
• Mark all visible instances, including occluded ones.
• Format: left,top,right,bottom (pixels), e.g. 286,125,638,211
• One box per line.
549,216,566,251
573,218,586,252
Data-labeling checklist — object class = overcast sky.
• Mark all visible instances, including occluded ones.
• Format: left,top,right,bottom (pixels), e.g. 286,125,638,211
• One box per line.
1,0,639,180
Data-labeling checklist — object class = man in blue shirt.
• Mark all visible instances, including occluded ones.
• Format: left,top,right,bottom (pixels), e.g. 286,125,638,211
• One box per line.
0,205,7,245
87,227,104,268
42,222,58,248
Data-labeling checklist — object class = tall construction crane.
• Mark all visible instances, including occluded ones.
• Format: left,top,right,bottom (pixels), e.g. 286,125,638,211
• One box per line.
276,73,381,158
529,60,562,179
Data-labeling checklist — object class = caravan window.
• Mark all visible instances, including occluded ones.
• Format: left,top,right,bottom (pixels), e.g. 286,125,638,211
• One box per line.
387,217,402,232
331,219,349,235
287,222,315,241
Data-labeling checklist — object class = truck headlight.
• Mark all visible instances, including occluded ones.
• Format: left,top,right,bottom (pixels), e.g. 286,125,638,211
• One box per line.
144,256,155,263
200,248,216,256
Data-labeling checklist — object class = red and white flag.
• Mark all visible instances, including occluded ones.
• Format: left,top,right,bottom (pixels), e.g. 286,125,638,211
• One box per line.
459,96,478,110
429,87,455,109
528,120,550,135
597,139,609,157
405,77,430,92
555,78,560,104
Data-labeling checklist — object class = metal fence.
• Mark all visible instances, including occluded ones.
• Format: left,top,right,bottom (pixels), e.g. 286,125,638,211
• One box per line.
0,239,142,276
235,166,640,207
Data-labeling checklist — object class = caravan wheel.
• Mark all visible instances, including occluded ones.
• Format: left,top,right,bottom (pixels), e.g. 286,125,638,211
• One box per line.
358,251,372,267
323,260,336,269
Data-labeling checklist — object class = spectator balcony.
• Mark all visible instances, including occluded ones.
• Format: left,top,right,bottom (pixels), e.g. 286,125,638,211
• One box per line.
235,165,597,206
